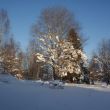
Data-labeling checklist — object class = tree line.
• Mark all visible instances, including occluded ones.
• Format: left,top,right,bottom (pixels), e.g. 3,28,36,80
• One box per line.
0,7,110,84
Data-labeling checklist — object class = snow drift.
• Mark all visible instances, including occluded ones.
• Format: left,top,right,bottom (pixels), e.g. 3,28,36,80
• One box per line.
0,74,110,110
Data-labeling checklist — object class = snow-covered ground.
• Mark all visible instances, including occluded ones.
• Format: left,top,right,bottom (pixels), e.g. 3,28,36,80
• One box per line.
0,74,110,110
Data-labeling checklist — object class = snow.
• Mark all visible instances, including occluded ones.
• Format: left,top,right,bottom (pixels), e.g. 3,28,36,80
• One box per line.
0,74,110,110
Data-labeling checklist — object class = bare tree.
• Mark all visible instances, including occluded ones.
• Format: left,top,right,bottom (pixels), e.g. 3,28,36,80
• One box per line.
27,39,43,80
0,9,10,46
32,6,79,39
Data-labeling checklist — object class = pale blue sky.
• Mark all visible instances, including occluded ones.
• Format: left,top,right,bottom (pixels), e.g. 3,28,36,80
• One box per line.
0,0,110,57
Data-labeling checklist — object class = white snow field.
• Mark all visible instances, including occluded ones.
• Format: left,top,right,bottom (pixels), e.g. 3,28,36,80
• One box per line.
0,74,110,110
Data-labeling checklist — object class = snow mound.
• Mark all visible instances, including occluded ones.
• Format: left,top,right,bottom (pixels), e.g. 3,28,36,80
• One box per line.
0,73,18,84
49,80,64,89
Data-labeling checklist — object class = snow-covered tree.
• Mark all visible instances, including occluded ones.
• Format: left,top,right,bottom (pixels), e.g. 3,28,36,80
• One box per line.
32,7,87,82
98,39,110,84
35,34,87,81
89,39,110,84
40,63,53,80
66,28,89,83
0,9,10,73
89,55,103,83
2,37,24,79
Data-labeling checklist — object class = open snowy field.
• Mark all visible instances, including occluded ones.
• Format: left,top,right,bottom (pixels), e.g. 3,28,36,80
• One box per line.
0,74,110,110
